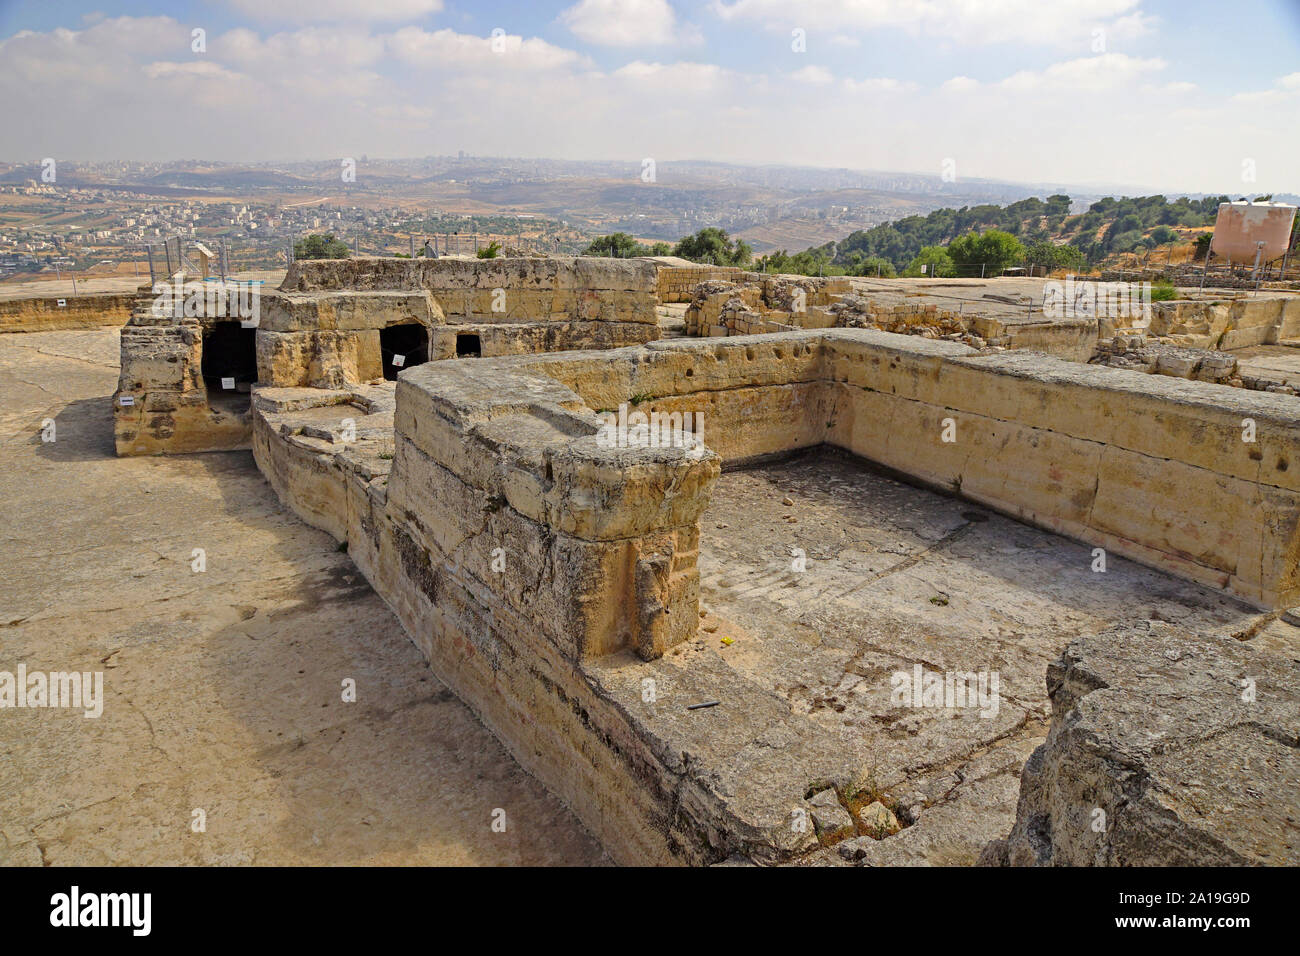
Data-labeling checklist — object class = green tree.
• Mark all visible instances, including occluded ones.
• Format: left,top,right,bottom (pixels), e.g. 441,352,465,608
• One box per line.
476,240,502,259
1024,240,1086,274
847,255,895,277
582,232,644,258
754,247,842,276
673,228,752,267
946,229,1025,276
902,246,954,277
293,234,350,260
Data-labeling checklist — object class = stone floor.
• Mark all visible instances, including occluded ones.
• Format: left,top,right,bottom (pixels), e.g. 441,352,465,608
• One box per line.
1234,342,1300,386
692,450,1290,864
0,328,606,866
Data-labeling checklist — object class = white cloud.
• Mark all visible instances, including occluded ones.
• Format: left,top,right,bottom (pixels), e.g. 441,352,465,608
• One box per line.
218,26,386,69
712,0,1150,48
222,0,444,24
612,59,736,91
388,27,591,71
142,61,247,82
1108,11,1157,41
842,77,916,94
999,53,1165,92
790,65,833,85
560,0,696,47
1232,72,1300,104
940,76,979,93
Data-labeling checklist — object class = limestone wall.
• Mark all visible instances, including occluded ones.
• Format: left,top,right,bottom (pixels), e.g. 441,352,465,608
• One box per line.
255,291,440,388
654,265,745,303
113,323,253,456
280,256,658,326
822,332,1300,608
969,315,1099,361
0,292,133,333
1146,296,1300,349
464,330,1300,607
506,331,1300,608
249,363,724,864
116,258,663,455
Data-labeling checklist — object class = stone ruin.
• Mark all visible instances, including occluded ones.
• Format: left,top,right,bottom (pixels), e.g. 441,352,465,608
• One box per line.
114,256,657,456
112,256,1299,866
683,273,1100,359
684,274,851,337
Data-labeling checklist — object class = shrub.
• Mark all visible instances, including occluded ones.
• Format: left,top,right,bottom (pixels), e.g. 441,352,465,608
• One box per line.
293,234,350,260
1151,280,1178,301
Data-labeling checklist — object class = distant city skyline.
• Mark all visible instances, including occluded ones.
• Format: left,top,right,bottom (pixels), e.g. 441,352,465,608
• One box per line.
1,0,1298,195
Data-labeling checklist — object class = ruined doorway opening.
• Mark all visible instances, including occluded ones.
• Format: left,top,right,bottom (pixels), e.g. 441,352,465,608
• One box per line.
456,333,482,358
381,323,429,381
201,321,257,409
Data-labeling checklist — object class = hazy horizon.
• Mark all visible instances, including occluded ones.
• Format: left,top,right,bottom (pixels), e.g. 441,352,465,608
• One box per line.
2,0,1298,196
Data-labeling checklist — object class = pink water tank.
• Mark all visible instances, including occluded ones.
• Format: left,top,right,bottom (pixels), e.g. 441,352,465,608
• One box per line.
1210,201,1297,262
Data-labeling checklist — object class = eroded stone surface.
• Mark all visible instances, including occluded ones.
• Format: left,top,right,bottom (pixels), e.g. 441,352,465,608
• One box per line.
982,621,1298,866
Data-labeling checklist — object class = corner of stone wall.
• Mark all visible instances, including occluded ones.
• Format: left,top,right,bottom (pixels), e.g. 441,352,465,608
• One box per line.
387,358,719,660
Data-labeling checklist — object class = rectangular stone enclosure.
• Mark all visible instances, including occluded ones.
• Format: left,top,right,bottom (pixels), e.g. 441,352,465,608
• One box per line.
246,327,1300,862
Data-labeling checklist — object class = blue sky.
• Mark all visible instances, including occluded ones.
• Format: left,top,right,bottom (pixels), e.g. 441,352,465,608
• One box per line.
1,0,1298,193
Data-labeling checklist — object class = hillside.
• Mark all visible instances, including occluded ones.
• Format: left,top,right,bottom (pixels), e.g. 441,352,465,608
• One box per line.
806,194,1238,275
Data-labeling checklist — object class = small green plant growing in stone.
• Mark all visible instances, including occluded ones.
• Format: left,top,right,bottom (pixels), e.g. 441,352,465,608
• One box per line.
1151,279,1178,301
629,392,654,406
476,240,502,259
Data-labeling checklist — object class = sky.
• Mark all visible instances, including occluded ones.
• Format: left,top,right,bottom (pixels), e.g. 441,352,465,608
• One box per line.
1,0,1298,195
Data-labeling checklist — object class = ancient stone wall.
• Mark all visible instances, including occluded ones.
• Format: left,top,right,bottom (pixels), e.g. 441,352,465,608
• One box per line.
114,322,253,456
115,257,661,456
255,290,442,387
681,277,1099,360
1143,296,1300,349
822,333,1300,608
654,264,745,303
250,361,722,864
684,275,850,336
507,331,1300,608
0,292,133,333
280,255,657,323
